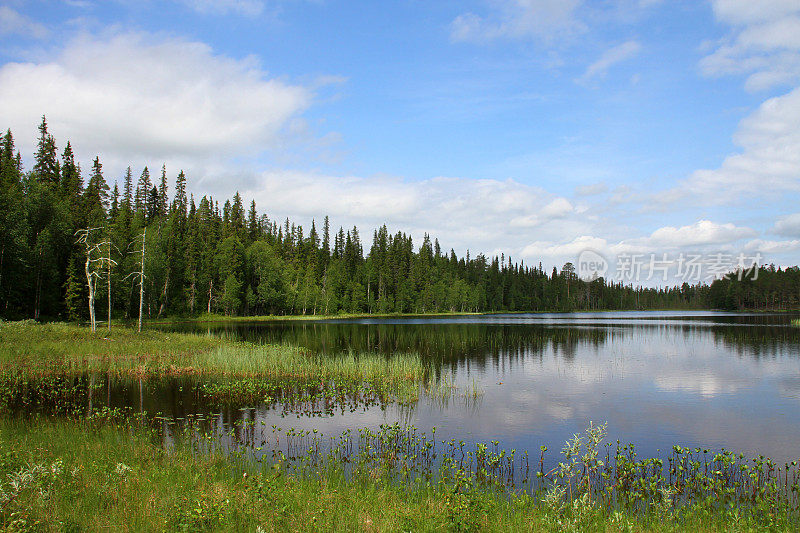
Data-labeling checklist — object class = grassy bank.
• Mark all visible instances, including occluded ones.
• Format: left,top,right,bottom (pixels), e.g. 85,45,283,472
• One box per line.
2,321,799,531
0,321,424,406
0,321,422,380
1,417,796,532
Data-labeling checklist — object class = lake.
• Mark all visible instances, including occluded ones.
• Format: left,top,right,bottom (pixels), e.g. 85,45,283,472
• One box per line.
146,311,800,464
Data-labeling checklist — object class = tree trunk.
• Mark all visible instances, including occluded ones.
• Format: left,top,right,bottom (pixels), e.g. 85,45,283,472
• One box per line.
189,266,197,314
85,252,96,332
157,267,169,318
207,279,213,314
138,227,146,333
34,246,43,320
107,242,112,332
0,244,5,304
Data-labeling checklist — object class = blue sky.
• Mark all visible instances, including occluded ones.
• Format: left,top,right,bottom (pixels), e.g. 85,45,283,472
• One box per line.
1,0,799,283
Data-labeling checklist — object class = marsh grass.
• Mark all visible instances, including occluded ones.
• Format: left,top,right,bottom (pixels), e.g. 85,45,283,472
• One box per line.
0,321,423,386
2,417,798,532
0,321,426,415
0,320,221,376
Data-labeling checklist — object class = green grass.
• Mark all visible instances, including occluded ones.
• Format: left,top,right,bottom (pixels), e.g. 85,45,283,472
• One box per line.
0,320,222,376
1,417,796,532
2,320,798,531
0,321,426,410
0,321,423,384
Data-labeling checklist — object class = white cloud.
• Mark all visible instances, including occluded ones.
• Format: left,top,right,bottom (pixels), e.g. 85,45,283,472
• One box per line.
180,0,265,16
517,220,758,274
646,220,756,247
450,0,584,43
711,0,800,26
701,1,800,91
580,40,641,81
654,86,800,205
774,213,800,237
520,235,608,263
574,182,607,196
510,197,573,227
220,170,598,260
0,31,312,166
657,1,800,211
0,6,49,39
744,239,800,254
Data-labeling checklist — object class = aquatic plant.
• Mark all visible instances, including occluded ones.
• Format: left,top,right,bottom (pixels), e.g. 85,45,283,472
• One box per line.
2,416,800,531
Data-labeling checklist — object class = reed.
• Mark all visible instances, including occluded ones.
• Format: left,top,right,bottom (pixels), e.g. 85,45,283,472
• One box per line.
0,321,423,385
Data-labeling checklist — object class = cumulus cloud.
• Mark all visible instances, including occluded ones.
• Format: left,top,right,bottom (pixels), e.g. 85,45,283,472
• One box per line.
654,86,800,205
218,170,598,259
774,213,800,237
450,0,584,43
646,220,756,247
0,6,49,39
580,40,641,82
517,220,759,278
744,239,800,254
0,31,312,168
510,198,574,227
520,235,608,262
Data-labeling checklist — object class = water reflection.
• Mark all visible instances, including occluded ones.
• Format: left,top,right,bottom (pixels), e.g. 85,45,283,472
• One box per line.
150,312,800,462
9,312,800,465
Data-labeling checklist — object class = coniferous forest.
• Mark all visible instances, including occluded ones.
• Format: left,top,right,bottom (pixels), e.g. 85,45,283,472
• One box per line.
1,118,798,321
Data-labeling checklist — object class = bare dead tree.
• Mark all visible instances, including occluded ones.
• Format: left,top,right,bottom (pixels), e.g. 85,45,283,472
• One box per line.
124,227,147,332
75,227,113,332
105,240,119,332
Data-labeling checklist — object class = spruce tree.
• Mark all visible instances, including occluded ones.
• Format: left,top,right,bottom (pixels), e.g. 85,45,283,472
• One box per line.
33,116,60,185
158,164,168,220
84,156,109,227
60,142,83,221
135,167,151,215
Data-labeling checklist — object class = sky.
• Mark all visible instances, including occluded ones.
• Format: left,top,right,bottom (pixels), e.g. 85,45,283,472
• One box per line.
1,0,799,285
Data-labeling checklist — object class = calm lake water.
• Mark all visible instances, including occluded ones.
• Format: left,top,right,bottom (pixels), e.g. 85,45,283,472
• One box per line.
147,311,800,464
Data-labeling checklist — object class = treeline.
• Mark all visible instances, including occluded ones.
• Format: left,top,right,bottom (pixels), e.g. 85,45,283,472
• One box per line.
0,118,797,321
707,267,800,311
